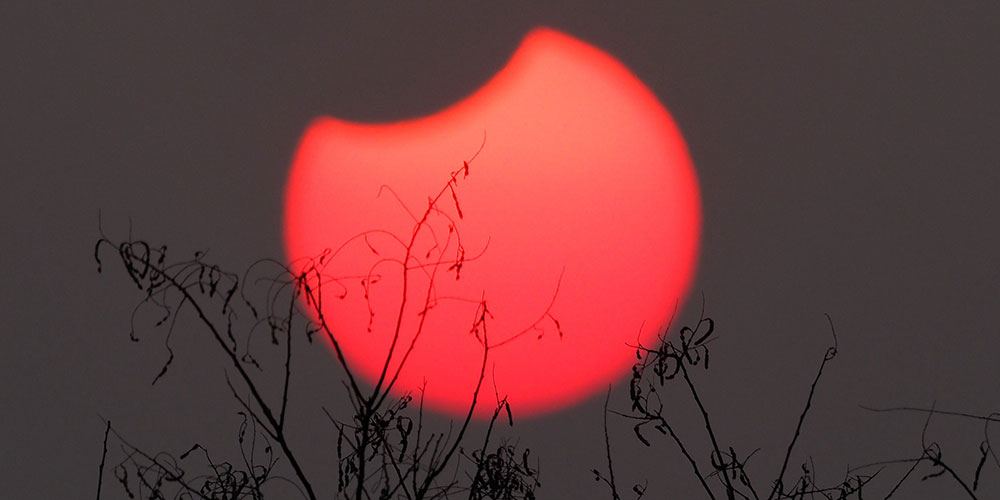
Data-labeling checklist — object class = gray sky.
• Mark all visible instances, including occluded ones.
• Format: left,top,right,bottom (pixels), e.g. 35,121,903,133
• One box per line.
2,2,998,498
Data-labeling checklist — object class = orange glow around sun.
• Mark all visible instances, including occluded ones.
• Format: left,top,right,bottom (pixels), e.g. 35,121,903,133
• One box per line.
284,27,701,418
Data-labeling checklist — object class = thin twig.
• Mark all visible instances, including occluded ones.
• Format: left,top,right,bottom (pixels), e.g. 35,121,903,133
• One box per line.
96,419,111,500
603,387,621,500
767,314,838,500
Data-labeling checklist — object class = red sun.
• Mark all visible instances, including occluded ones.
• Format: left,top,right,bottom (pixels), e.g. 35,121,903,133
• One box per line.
284,27,700,419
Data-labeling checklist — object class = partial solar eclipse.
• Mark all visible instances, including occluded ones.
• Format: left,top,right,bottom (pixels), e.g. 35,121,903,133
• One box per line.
284,27,700,418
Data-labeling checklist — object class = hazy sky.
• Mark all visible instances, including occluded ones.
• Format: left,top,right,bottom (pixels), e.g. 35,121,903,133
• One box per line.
2,2,998,498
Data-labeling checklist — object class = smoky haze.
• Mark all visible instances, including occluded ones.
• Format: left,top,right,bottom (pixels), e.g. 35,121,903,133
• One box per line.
1,2,997,498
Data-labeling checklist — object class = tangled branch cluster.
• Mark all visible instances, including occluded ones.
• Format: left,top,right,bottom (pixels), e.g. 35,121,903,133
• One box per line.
95,144,539,499
592,302,999,499
94,143,996,499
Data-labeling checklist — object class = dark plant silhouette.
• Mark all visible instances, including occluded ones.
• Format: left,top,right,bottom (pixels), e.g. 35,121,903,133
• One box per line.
593,302,999,499
851,404,1000,499
94,150,996,499
594,307,876,499
94,144,540,499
